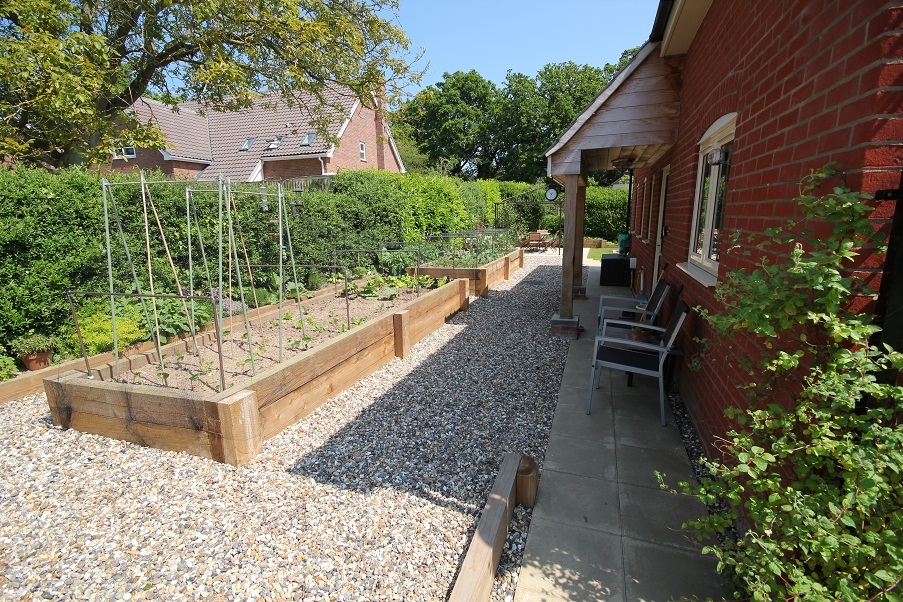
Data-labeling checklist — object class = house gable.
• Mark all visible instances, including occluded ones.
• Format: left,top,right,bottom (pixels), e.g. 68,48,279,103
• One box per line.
112,88,404,181
545,43,682,178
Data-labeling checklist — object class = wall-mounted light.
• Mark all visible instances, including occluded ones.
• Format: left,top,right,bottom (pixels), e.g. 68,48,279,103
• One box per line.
707,146,732,166
612,157,636,171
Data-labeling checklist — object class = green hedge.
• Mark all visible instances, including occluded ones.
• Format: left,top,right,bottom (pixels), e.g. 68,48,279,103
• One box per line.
585,186,628,241
0,167,477,354
0,166,106,346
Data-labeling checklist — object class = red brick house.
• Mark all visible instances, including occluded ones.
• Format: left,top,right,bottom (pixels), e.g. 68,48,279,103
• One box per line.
109,87,405,181
546,0,903,454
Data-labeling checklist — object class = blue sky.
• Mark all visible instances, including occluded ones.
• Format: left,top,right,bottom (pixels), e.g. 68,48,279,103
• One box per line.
393,0,661,93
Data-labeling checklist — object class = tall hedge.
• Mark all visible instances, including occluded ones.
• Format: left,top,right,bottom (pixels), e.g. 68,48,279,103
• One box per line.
0,167,106,346
585,186,628,241
0,167,474,350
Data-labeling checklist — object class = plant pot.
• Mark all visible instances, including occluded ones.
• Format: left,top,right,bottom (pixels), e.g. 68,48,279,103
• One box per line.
21,350,53,371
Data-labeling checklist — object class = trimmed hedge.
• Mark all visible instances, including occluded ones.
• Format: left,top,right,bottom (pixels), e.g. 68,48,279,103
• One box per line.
0,167,476,353
585,186,628,241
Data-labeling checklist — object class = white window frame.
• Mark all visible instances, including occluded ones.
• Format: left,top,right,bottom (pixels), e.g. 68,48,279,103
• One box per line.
688,112,736,277
638,177,648,239
359,141,367,161
114,146,137,159
645,174,657,241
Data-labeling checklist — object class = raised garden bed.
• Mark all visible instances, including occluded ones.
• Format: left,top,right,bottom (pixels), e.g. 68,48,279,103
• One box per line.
408,248,523,297
43,279,470,466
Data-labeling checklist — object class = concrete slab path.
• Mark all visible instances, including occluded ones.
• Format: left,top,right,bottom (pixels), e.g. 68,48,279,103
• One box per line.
513,249,725,602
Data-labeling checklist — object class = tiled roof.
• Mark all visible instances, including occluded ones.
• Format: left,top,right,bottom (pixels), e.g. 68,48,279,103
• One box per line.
130,88,361,181
130,97,212,163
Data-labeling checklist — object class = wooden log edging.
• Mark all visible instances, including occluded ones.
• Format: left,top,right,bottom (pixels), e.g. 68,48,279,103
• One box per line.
449,452,539,602
42,278,471,466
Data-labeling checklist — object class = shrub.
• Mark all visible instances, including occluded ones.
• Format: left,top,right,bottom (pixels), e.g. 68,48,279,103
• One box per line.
0,351,16,381
10,331,58,356
64,302,149,356
677,165,903,601
584,186,628,240
0,166,105,348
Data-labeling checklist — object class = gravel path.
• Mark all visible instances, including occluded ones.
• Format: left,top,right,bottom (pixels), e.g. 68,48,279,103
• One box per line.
0,253,568,601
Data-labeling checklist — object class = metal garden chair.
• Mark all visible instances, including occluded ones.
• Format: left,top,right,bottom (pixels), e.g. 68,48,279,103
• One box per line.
597,277,671,328
586,300,691,426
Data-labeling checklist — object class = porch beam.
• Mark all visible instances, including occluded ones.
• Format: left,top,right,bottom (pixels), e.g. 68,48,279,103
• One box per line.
560,174,586,319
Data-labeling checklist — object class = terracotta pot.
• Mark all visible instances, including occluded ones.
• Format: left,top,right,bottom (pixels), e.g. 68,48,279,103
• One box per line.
21,350,53,371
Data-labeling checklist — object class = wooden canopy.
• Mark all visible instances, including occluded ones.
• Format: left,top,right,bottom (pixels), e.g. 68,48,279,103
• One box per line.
544,42,682,322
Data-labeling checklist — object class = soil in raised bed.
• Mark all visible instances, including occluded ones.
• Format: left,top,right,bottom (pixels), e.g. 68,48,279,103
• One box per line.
113,289,422,393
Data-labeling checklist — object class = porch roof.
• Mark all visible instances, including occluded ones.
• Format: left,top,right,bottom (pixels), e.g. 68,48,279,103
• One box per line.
544,41,683,180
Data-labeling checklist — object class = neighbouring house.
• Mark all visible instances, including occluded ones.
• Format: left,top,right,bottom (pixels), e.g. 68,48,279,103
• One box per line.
109,87,405,181
546,0,902,455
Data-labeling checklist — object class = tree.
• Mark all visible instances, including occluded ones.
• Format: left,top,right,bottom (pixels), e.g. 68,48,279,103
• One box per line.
0,0,417,168
397,47,639,183
398,69,501,180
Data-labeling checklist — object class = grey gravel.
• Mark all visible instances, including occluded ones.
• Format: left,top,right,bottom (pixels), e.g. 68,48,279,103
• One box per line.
0,253,568,601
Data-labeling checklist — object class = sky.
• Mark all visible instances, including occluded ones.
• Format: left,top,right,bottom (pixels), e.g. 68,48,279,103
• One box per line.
392,0,662,93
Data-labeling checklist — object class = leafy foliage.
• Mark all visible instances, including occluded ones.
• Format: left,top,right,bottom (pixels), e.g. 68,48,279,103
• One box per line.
585,186,629,240
0,0,416,167
0,350,16,381
10,331,57,355
397,49,639,182
0,166,105,346
0,167,487,353
62,298,150,356
680,165,903,601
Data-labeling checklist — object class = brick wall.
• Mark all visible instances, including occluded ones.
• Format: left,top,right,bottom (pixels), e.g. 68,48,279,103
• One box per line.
631,0,903,454
331,102,403,173
107,148,205,179
263,158,326,180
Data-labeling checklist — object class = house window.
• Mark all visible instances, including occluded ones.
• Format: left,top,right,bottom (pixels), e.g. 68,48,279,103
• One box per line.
300,132,316,146
267,134,285,150
114,146,137,159
359,142,366,161
239,137,255,151
688,113,736,277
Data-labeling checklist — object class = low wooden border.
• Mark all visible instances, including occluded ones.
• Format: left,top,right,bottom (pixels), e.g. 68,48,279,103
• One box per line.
449,453,538,602
408,248,523,297
0,277,365,406
42,279,470,466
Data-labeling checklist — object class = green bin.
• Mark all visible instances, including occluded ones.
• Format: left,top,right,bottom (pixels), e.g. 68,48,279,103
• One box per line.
617,233,632,255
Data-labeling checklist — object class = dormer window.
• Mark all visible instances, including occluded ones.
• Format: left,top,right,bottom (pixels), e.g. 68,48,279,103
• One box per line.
300,132,316,146
267,134,285,150
114,146,137,159
239,137,255,151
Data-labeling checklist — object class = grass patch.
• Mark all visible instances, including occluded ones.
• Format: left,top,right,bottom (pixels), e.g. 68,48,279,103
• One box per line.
587,246,620,260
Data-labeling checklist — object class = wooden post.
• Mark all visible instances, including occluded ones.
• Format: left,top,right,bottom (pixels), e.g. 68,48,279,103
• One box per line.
458,278,469,311
516,455,538,508
504,255,511,280
212,389,262,466
573,183,586,286
560,174,583,319
393,310,411,359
